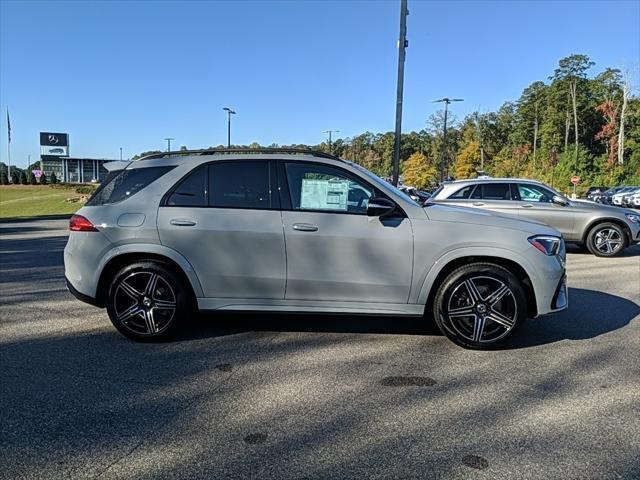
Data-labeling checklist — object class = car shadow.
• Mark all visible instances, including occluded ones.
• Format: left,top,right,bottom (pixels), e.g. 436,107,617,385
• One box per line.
566,243,640,257
179,287,638,349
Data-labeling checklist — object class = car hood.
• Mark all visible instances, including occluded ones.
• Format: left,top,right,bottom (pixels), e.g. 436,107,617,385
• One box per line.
570,199,636,216
424,203,559,236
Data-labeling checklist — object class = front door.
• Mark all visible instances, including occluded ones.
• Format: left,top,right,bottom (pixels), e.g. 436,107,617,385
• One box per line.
279,161,413,304
157,160,286,299
514,183,575,239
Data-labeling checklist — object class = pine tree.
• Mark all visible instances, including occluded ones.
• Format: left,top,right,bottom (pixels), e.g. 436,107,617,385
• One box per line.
21,171,29,185
40,172,48,185
50,172,58,184
30,173,37,185
0,170,8,185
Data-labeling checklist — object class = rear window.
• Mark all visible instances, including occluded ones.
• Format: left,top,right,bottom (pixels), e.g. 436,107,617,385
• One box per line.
209,161,272,209
478,183,511,200
86,166,174,206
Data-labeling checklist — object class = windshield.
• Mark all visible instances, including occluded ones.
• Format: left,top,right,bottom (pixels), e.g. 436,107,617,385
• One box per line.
349,163,420,206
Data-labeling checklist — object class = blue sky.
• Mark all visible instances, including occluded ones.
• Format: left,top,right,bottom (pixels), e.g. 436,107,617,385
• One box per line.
1,0,639,166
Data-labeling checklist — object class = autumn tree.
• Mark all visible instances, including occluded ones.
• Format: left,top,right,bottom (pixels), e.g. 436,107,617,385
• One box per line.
402,152,437,188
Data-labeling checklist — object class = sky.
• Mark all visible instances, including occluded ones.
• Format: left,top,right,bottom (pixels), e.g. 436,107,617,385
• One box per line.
1,0,639,166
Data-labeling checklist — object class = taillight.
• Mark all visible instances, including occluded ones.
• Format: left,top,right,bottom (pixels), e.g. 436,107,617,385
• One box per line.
69,214,98,232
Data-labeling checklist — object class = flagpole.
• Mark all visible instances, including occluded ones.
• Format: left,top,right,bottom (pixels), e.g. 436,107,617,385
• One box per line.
6,108,10,183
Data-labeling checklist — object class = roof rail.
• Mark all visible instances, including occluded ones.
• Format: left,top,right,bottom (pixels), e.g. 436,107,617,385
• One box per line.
138,147,341,161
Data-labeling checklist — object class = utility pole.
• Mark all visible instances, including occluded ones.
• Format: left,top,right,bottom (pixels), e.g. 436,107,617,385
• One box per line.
323,130,339,154
223,107,236,148
164,137,174,152
433,97,463,181
474,111,484,172
392,0,408,187
119,147,123,161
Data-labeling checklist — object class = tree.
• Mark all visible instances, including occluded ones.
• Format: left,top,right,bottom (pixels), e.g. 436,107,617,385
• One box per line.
402,152,437,188
454,141,481,179
0,170,8,185
40,172,48,185
30,172,37,185
21,171,29,185
50,172,58,184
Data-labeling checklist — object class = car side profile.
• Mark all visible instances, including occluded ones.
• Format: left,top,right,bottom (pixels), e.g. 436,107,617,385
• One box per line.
65,149,568,349
430,178,640,257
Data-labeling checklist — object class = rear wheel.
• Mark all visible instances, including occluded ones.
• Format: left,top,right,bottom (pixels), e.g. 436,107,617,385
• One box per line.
432,263,527,349
106,261,191,341
586,222,626,257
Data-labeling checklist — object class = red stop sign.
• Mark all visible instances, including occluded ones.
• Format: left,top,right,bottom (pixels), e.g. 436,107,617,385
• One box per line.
571,176,580,185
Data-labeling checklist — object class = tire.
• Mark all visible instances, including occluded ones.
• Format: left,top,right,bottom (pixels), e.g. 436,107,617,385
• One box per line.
106,261,191,341
586,222,626,257
432,263,527,350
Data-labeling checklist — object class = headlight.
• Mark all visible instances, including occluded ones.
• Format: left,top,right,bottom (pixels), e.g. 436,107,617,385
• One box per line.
528,235,562,256
625,213,640,224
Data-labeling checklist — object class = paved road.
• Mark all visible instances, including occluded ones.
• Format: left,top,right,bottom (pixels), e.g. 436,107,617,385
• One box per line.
1,219,639,479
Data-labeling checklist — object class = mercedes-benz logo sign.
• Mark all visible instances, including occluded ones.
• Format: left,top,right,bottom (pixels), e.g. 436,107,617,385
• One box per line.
48,135,59,144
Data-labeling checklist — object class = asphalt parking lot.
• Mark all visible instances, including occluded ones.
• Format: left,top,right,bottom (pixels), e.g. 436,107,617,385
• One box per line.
1,218,639,479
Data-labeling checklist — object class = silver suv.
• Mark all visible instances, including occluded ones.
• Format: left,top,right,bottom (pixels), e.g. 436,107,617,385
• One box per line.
430,178,640,257
64,149,567,349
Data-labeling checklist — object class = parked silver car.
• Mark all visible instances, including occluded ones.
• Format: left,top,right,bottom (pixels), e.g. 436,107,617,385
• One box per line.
430,178,640,257
65,149,567,349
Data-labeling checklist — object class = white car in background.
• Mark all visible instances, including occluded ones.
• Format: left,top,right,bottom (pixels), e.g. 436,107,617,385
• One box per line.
612,186,639,206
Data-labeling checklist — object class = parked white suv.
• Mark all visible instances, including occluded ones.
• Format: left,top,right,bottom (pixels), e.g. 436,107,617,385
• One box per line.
64,149,567,349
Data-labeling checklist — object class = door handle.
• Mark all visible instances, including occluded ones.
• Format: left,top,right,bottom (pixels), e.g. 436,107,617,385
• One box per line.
472,202,485,206
292,223,318,232
170,219,197,226
521,204,533,208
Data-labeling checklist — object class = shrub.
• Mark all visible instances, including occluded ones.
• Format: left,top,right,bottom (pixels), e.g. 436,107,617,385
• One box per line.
75,184,97,195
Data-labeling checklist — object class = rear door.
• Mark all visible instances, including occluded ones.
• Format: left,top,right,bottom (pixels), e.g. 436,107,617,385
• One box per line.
279,161,413,304
468,183,521,216
157,160,286,299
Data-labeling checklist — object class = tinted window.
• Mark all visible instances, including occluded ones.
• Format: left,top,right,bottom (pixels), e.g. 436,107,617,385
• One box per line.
86,166,174,206
209,161,271,209
167,165,207,206
517,184,554,203
480,183,511,200
285,163,374,214
450,185,475,199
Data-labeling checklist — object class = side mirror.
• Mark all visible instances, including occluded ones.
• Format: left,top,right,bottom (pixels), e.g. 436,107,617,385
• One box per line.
552,195,569,206
367,198,396,217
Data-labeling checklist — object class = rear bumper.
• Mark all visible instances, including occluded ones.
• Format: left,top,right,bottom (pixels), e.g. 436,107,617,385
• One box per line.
66,277,102,308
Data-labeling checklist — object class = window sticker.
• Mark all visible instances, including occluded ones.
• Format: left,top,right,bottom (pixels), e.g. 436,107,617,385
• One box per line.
300,178,349,210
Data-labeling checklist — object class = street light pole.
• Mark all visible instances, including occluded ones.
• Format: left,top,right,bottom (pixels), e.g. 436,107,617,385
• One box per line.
392,0,408,187
433,97,463,181
223,107,236,148
164,137,174,152
323,130,339,154
119,147,123,161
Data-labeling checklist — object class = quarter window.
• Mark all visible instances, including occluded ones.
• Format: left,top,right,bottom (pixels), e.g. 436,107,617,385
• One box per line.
209,161,271,209
86,166,174,206
166,165,207,206
284,163,374,214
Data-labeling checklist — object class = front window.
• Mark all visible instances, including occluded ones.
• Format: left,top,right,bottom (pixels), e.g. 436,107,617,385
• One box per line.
349,162,419,206
285,163,374,214
517,184,556,203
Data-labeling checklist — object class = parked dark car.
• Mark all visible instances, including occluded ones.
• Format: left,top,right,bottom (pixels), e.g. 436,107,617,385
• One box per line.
585,186,607,202
597,186,625,204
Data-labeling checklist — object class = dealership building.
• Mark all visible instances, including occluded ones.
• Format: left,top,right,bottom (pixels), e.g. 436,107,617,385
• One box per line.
40,132,117,183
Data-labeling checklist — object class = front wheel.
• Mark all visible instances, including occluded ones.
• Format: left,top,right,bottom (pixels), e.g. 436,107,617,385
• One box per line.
432,263,527,349
586,222,626,257
106,261,191,341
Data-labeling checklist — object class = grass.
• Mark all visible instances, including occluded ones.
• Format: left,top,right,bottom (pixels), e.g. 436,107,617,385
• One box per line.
0,185,87,219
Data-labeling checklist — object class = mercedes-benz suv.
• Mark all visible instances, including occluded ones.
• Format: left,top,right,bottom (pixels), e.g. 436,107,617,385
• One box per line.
430,178,640,257
64,149,567,349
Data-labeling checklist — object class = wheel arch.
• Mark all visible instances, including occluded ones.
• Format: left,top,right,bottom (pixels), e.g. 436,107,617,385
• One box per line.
95,247,203,307
423,255,537,319
582,217,631,245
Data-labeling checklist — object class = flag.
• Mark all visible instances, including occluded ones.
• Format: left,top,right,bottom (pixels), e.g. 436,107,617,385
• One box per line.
6,108,10,144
